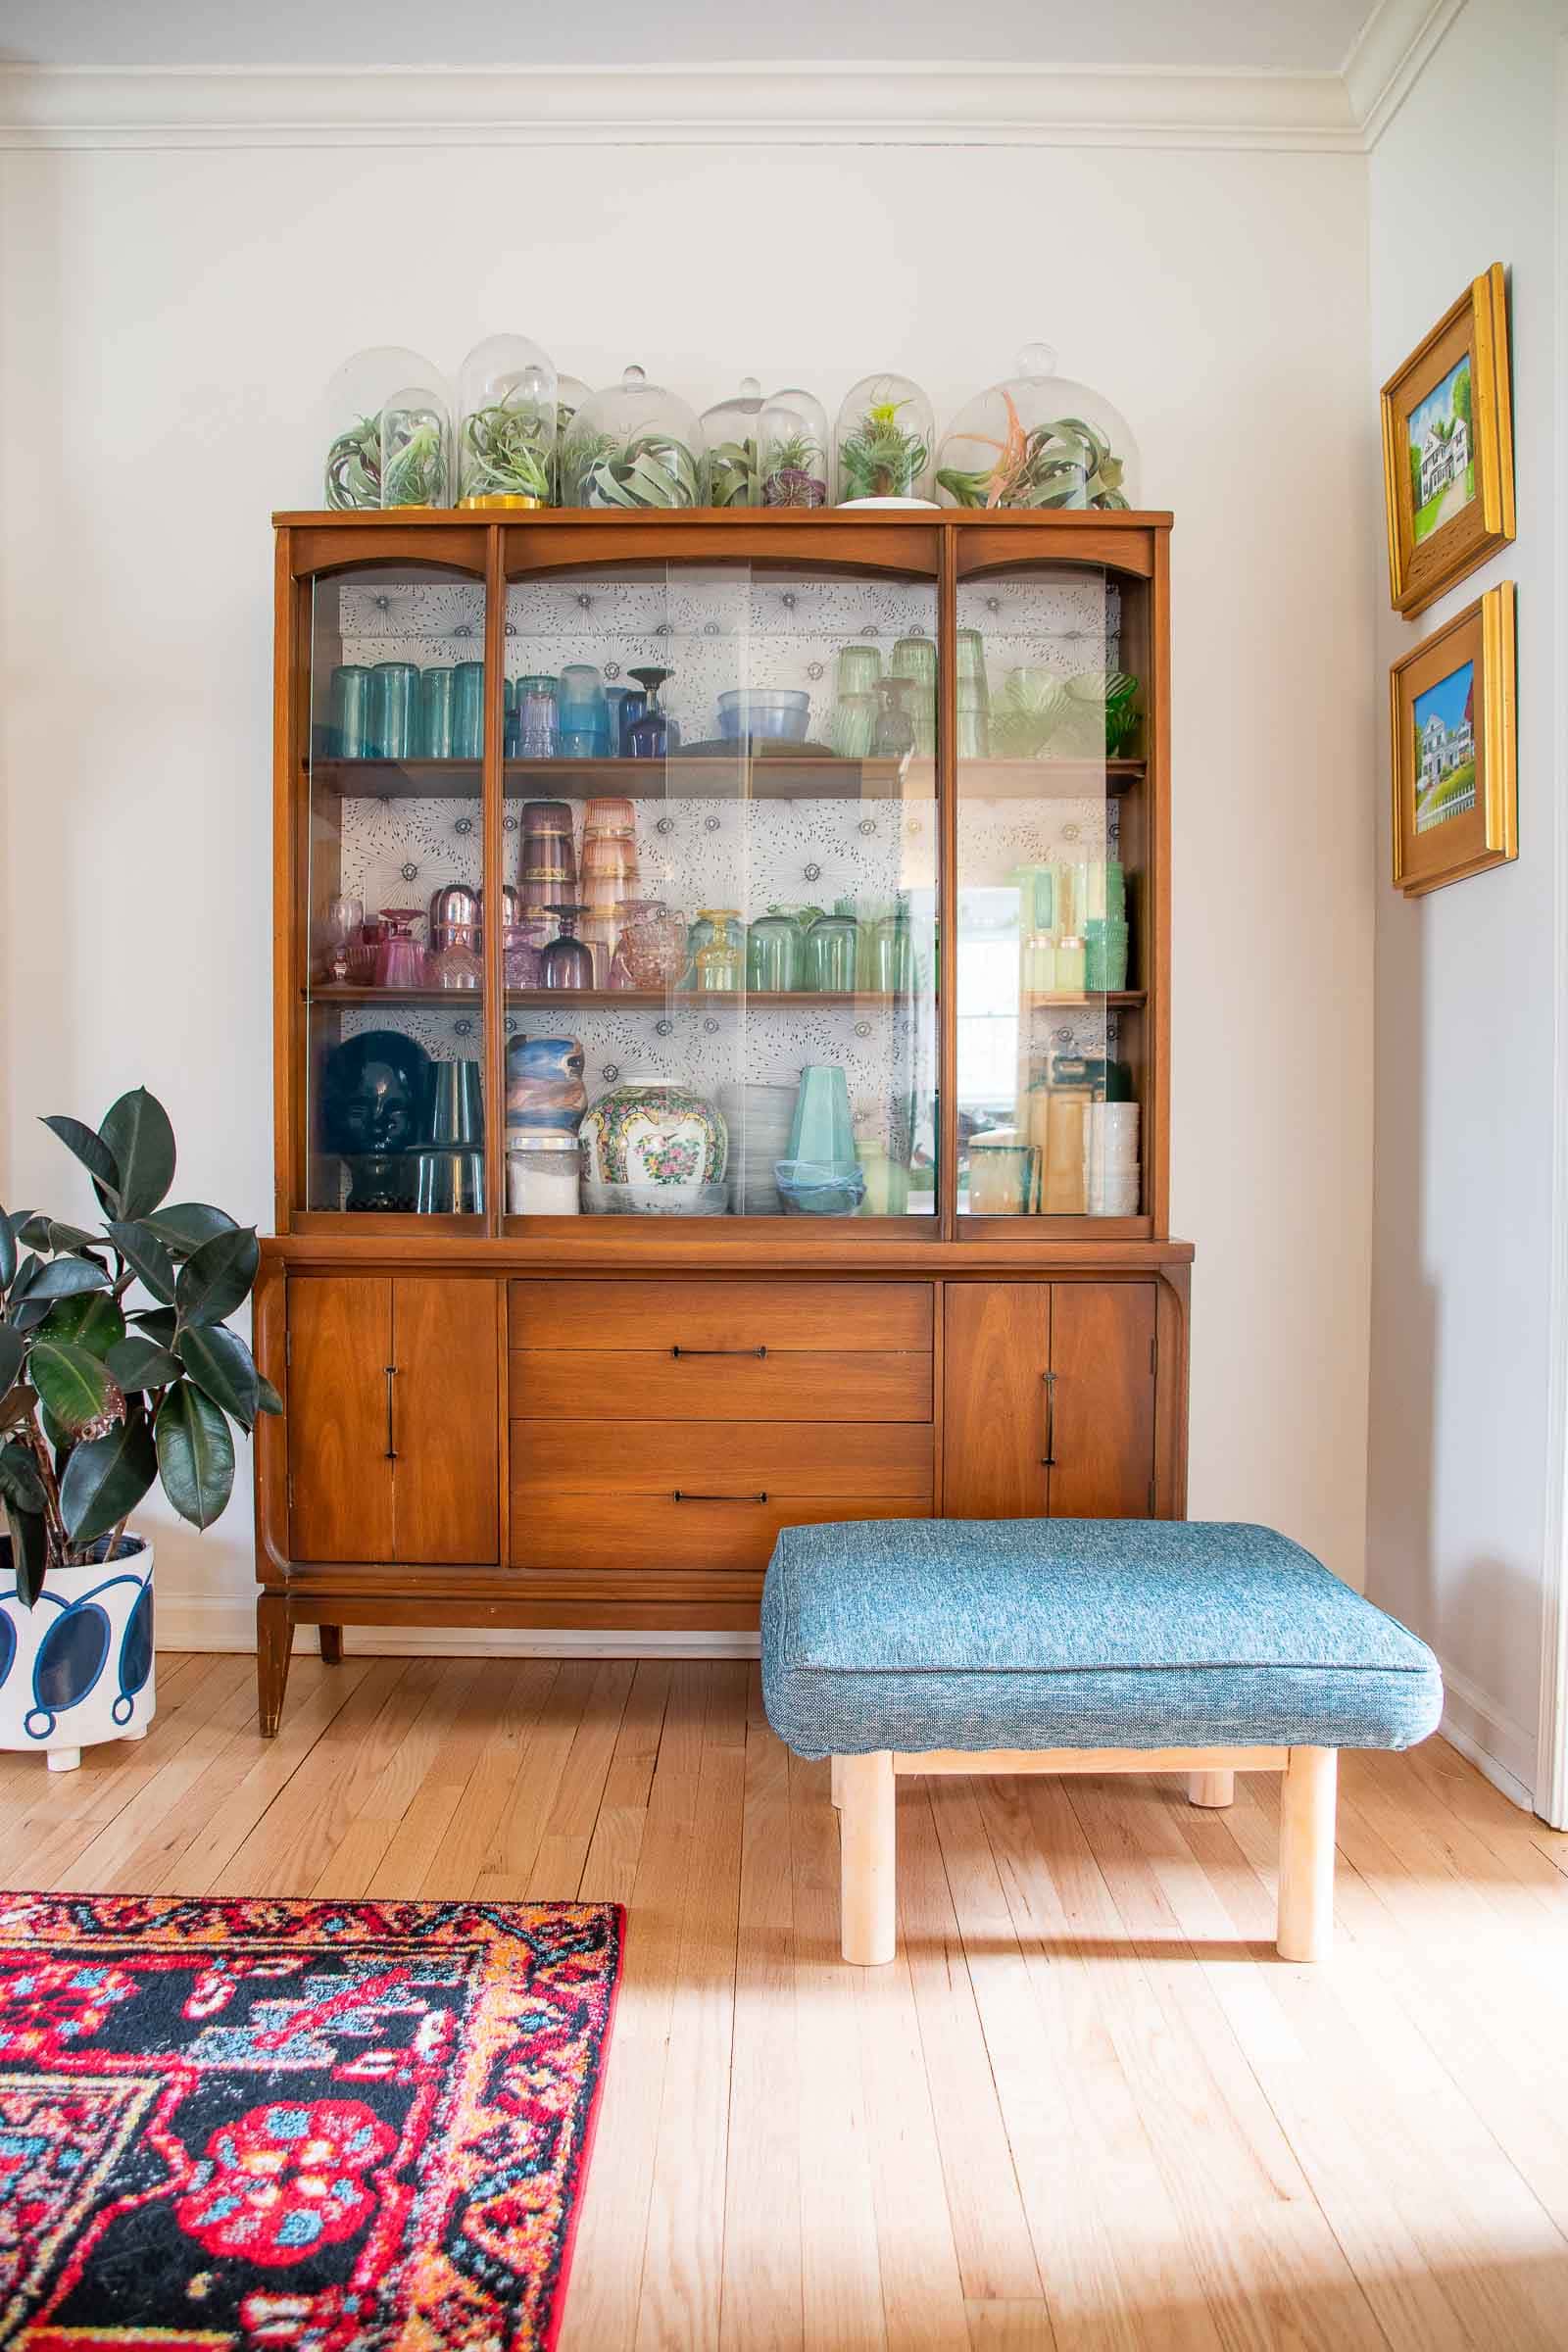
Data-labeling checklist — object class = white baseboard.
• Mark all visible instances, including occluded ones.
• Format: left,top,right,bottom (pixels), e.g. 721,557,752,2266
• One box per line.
155,1591,760,1661
1437,1653,1539,1813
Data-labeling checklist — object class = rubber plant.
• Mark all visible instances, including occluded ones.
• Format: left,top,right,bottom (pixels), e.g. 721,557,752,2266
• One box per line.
0,1089,279,1606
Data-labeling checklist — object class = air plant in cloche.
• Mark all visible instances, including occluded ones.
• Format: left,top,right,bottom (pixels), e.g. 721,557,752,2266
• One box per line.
0,1089,278,1609
379,396,451,508
460,398,555,505
565,429,706,510
708,434,761,509
762,425,829,508
936,394,1130,512
324,415,383,510
834,374,935,504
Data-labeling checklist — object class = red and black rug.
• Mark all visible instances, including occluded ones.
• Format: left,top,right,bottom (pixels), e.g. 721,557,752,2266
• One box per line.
0,1889,623,2349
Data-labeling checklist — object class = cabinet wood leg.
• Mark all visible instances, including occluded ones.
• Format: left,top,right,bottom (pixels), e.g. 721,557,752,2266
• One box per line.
839,1751,896,1966
257,1595,293,1739
318,1625,344,1666
1277,1745,1337,1962
1189,1770,1235,1808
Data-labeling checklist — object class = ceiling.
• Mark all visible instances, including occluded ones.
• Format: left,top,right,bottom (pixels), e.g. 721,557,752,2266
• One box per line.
0,0,1382,74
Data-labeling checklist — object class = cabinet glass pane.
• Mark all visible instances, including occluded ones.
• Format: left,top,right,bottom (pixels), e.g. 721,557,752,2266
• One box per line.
504,561,938,1223
304,564,487,1218
955,564,1140,1219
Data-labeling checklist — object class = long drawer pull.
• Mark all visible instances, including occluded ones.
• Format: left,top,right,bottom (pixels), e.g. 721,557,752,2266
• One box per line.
670,1345,767,1359
673,1490,768,1504
385,1365,398,1461
1040,1369,1057,1468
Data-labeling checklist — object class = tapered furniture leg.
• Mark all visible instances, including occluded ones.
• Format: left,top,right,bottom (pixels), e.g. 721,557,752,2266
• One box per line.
839,1750,896,1965
1189,1770,1235,1807
319,1625,344,1665
257,1594,293,1739
830,1753,844,1809
1277,1744,1337,1961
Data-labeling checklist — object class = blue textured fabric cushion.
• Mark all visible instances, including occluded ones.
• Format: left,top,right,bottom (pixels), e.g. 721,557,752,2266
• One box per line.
761,1519,1444,1758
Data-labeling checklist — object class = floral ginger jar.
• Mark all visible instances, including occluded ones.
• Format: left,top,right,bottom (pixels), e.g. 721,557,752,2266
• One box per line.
579,1082,728,1215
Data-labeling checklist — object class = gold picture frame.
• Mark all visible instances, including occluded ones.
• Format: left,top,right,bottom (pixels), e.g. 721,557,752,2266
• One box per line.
1391,581,1515,895
1381,264,1514,617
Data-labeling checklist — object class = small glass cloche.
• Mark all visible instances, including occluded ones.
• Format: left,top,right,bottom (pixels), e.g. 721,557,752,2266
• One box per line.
378,385,454,508
553,375,593,502
701,376,764,508
563,365,706,510
320,346,449,510
457,334,559,509
760,387,830,508
834,372,936,507
935,342,1138,511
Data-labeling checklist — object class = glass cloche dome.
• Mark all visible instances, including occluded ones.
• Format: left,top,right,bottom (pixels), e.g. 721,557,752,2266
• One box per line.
378,385,453,508
834,372,936,506
319,347,451,510
456,334,559,508
935,341,1138,510
760,387,830,508
701,377,764,508
563,365,707,510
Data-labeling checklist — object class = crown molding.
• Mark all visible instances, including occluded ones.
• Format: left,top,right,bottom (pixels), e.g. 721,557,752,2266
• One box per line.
1342,0,1468,145
0,61,1362,153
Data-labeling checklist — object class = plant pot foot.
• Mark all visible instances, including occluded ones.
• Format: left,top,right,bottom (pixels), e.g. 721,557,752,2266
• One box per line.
47,1747,81,1774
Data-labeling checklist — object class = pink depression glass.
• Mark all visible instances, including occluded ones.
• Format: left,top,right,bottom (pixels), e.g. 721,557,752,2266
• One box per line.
617,900,688,990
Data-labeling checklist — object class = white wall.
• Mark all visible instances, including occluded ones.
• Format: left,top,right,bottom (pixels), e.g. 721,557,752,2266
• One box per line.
0,135,1375,1643
1365,0,1565,1803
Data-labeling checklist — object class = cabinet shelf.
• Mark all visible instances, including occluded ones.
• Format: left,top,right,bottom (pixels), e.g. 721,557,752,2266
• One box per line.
310,753,1143,803
306,986,1146,1012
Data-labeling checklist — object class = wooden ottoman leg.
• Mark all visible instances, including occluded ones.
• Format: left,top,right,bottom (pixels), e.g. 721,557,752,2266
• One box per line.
1189,1770,1235,1808
1277,1745,1337,1961
839,1751,896,1966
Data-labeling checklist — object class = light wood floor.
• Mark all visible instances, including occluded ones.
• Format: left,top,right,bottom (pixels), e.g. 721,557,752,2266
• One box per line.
9,1651,1568,2350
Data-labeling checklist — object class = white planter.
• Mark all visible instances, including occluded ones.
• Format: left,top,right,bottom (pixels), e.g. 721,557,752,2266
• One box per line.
0,1536,156,1772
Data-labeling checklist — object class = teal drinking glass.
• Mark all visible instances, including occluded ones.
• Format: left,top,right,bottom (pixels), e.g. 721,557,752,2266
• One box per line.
805,910,858,993
746,912,801,994
368,662,418,760
452,661,486,759
330,663,372,759
418,666,457,759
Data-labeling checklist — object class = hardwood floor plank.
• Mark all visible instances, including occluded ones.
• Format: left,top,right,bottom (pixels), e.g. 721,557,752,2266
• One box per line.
523,1659,638,1902
311,1658,486,1898
578,1661,673,1909
204,1661,413,1895
415,1659,560,1900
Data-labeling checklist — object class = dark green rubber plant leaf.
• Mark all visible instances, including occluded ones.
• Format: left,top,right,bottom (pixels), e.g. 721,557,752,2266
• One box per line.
4,1503,49,1607
176,1322,260,1431
0,1441,47,1518
24,1256,111,1304
129,1306,179,1347
174,1226,260,1328
155,1381,235,1529
40,1114,122,1208
0,1207,15,1294
60,1410,158,1548
257,1376,283,1417
106,1336,183,1393
39,1292,126,1359
105,1219,176,1307
141,1202,237,1256
28,1340,124,1439
0,1328,24,1404
99,1090,176,1221
0,1385,36,1434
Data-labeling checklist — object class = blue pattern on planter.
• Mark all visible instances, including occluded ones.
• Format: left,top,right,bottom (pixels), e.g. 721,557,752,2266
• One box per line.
32,1601,111,1729
0,1605,13,1692
119,1582,154,1706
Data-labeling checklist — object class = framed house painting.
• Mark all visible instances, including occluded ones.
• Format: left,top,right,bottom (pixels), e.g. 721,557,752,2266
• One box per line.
1381,264,1514,617
1390,581,1515,895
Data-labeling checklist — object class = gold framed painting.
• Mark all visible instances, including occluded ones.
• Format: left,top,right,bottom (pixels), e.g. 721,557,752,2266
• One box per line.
1391,581,1515,895
1381,263,1514,617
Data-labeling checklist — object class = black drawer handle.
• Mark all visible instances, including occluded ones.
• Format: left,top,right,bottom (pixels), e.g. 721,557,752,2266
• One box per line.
670,1346,766,1359
673,1490,768,1503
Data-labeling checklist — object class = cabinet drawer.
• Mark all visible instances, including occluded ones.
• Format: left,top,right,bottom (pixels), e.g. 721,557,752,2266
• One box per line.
508,1277,931,1354
512,1419,933,1498
510,1493,930,1573
510,1348,932,1423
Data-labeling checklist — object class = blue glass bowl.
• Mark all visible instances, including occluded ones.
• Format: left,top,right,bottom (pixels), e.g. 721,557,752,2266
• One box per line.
774,1157,866,1216
718,689,810,744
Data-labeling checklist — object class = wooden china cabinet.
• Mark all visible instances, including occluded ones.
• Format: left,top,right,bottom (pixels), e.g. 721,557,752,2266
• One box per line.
253,505,1193,1733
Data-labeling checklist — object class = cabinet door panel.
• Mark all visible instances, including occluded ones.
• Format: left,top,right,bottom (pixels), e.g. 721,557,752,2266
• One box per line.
393,1279,500,1565
288,1277,394,1563
942,1284,1053,1518
1048,1283,1157,1520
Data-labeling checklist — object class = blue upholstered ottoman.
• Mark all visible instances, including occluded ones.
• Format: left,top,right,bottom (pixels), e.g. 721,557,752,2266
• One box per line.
761,1519,1443,1966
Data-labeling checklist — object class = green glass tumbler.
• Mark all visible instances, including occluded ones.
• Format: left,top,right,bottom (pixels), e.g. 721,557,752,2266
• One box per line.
330,663,372,759
746,913,800,994
418,666,456,759
368,662,418,760
835,644,883,699
452,661,486,760
805,911,858,994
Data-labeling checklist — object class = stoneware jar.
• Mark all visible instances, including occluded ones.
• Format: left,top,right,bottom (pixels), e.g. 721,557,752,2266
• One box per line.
578,1081,728,1215
0,1535,156,1772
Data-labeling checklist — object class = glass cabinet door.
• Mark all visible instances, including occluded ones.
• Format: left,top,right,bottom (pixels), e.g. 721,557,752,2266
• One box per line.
303,563,488,1221
955,563,1143,1226
503,558,938,1224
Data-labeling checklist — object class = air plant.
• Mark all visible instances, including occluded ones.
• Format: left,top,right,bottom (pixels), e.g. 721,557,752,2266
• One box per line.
762,428,829,509
566,429,705,510
460,399,555,503
380,408,449,508
937,395,1130,511
324,415,383,510
992,666,1140,759
837,397,930,502
708,436,760,509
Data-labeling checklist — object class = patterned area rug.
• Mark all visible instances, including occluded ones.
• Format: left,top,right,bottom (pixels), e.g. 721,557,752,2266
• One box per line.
0,1890,623,2349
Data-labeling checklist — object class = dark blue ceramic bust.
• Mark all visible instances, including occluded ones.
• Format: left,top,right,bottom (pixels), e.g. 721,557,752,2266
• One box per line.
320,1030,433,1157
